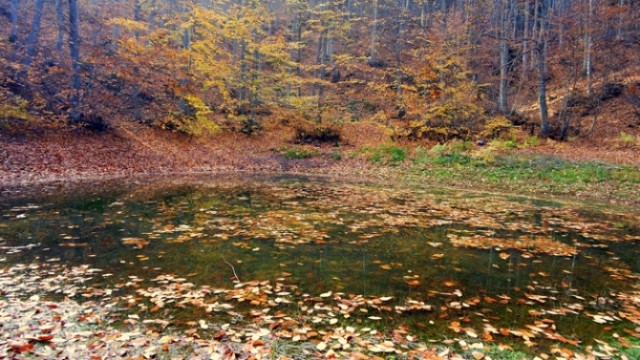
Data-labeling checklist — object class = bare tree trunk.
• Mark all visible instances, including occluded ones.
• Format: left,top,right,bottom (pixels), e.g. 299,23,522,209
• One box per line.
369,0,378,64
68,0,82,123
536,3,550,136
537,41,549,136
134,0,142,39
498,0,509,112
22,0,46,72
441,0,447,30
530,0,539,71
55,0,65,51
617,0,625,40
522,0,529,80
583,0,593,96
9,0,19,43
296,16,302,97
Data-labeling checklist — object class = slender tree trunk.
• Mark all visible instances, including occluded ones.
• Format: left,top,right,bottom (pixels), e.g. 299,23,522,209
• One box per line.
369,0,378,63
55,0,65,51
22,0,46,72
68,0,82,123
617,0,624,40
148,0,157,30
522,0,529,80
9,0,19,43
296,16,302,97
498,0,509,112
239,40,247,102
536,2,550,136
250,38,260,122
440,0,447,30
530,0,539,71
396,3,405,99
537,40,549,136
584,0,593,96
134,0,142,39
111,0,121,52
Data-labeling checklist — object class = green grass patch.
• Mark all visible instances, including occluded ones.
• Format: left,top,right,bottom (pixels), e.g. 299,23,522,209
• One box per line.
281,146,316,159
483,345,528,360
402,147,640,206
361,144,408,166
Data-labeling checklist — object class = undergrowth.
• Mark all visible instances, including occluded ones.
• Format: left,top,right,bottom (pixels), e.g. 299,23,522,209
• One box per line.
281,146,316,159
361,144,408,166
350,140,640,206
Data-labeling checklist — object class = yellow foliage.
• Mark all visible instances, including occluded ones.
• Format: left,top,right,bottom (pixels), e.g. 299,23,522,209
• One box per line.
107,18,148,33
481,116,513,138
0,91,30,122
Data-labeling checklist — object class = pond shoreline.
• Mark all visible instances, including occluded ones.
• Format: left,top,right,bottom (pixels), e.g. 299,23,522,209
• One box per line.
2,129,639,209
3,162,640,211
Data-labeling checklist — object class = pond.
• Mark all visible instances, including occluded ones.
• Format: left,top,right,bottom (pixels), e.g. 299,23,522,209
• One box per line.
1,174,640,356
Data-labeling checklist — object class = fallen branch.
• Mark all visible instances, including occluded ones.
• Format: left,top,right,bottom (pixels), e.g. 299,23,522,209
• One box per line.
223,258,240,283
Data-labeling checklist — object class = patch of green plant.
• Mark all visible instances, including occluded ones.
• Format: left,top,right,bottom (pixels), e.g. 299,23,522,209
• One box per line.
428,143,450,156
282,146,316,159
523,135,540,148
331,150,342,161
364,144,408,166
446,140,473,154
412,146,431,166
270,338,316,359
622,347,640,360
432,152,472,166
619,131,636,146
483,345,528,360
490,138,518,150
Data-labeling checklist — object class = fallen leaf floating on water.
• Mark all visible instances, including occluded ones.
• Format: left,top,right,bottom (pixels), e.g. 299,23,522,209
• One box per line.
405,280,421,287
121,237,150,249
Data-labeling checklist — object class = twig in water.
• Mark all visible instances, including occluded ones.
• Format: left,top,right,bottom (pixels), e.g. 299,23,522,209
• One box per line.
223,258,240,283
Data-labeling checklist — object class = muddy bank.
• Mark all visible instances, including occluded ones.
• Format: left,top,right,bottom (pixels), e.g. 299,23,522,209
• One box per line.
0,127,375,187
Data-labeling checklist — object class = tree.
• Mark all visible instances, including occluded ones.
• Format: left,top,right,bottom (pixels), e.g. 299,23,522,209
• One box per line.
535,0,550,137
21,0,46,73
68,0,82,123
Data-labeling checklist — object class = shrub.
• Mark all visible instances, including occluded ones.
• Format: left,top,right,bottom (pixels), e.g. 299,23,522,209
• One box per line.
294,125,341,145
481,116,513,139
0,91,30,129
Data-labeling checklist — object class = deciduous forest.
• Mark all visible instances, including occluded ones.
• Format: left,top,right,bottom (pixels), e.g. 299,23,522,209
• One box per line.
1,0,639,140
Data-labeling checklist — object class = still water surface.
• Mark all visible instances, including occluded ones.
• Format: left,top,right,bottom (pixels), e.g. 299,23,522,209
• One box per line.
1,175,639,351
